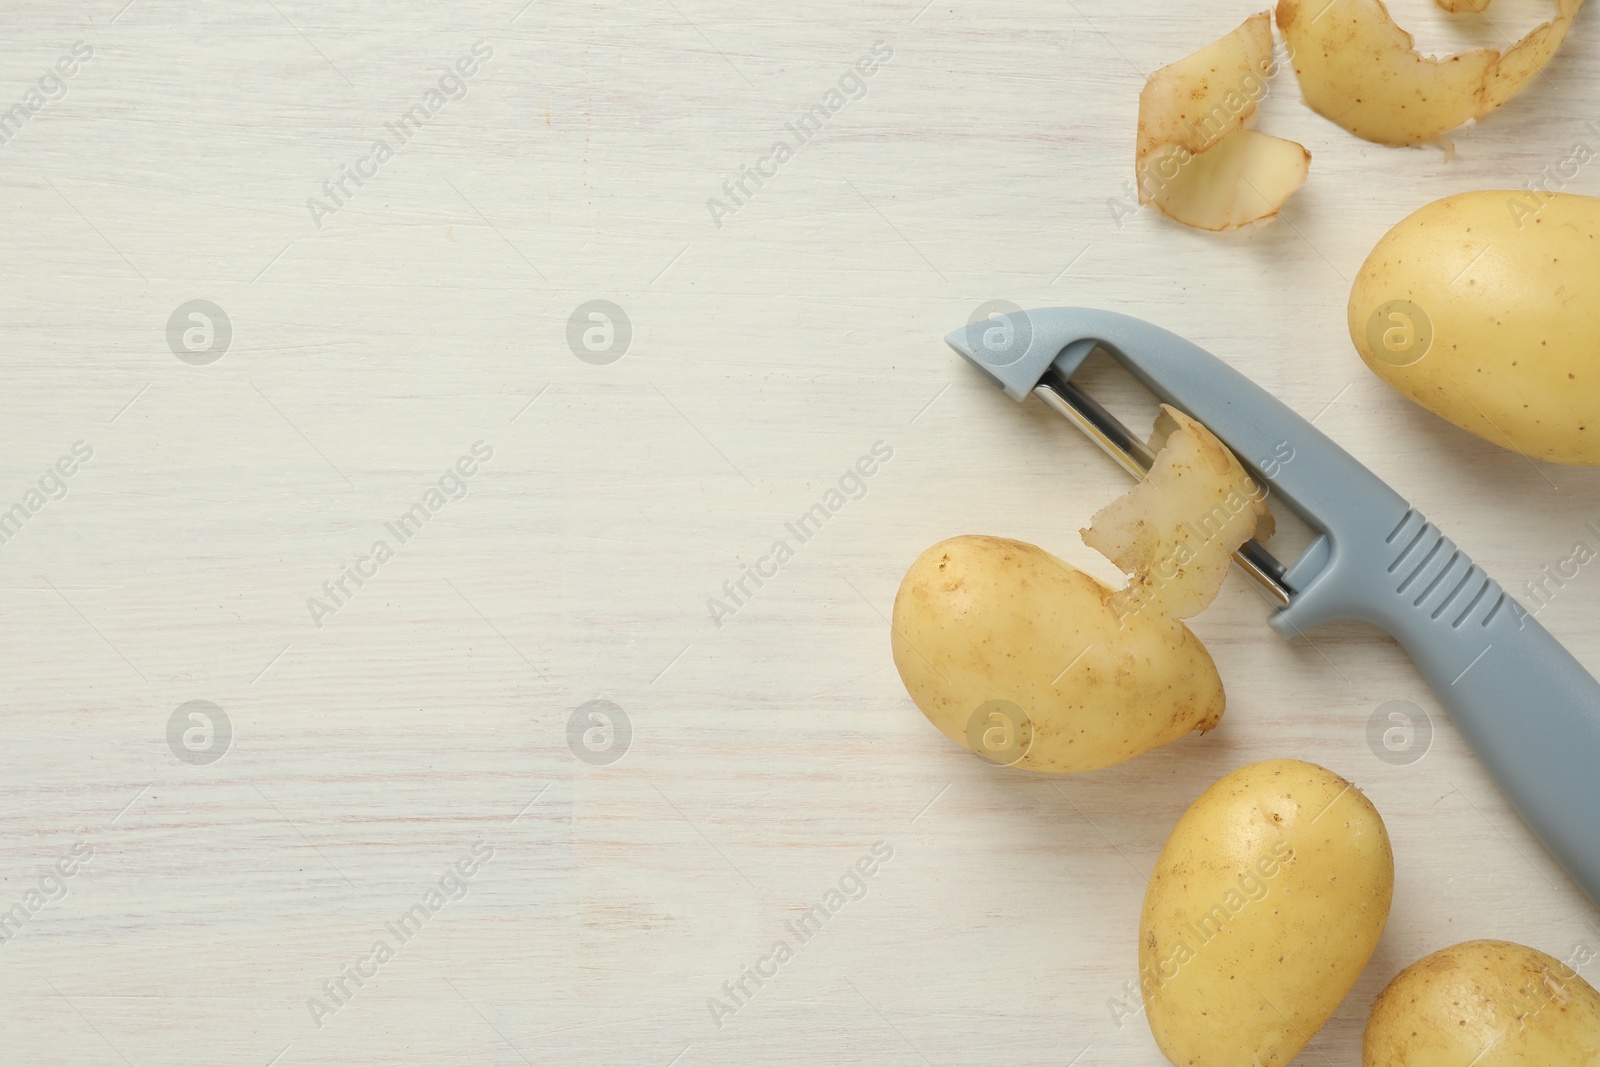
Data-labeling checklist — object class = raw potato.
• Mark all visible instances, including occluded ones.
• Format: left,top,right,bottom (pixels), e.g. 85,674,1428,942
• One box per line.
1141,759,1394,1067
1083,405,1273,620
890,536,1225,773
1348,190,1600,465
1137,12,1310,230
1276,0,1584,147
1364,940,1600,1065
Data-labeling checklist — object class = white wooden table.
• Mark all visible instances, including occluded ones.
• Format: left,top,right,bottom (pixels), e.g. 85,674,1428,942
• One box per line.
3,1,1599,1063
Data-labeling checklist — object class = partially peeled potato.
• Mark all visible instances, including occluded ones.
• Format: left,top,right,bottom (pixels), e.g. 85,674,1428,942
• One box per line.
890,409,1272,772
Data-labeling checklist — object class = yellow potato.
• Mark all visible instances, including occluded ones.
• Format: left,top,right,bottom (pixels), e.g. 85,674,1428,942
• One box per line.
1348,190,1600,465
890,535,1224,773
1365,940,1600,1065
1141,759,1394,1067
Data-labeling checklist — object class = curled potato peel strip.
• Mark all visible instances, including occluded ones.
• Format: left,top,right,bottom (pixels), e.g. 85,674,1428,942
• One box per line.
1082,406,1274,621
1276,0,1585,147
1136,11,1311,231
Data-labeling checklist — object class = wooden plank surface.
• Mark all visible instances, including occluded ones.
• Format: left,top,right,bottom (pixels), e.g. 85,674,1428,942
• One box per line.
2,0,1599,1063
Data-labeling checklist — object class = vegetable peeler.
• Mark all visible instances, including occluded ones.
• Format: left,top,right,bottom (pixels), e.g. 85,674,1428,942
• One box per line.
946,306,1600,909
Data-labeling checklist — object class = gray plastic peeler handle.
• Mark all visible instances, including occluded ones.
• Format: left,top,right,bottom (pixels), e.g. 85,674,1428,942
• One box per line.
1325,510,1600,917
949,307,1600,908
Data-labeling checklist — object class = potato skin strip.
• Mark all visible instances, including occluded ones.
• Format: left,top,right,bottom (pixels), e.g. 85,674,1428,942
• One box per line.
1082,406,1274,622
1276,0,1584,147
1136,12,1310,231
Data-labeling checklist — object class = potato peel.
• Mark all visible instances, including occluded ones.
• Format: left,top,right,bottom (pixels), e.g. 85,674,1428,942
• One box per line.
1083,406,1273,621
1276,0,1584,147
1136,12,1311,231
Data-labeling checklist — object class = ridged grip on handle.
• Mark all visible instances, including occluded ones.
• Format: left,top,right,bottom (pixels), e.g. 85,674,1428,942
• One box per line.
1274,509,1600,906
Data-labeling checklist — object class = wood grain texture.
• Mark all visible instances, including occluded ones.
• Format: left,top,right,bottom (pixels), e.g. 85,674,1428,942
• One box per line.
1,0,1598,1063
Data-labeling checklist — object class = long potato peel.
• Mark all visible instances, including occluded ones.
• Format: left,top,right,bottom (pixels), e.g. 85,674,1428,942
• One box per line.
1136,12,1311,231
1276,0,1584,147
1082,406,1274,622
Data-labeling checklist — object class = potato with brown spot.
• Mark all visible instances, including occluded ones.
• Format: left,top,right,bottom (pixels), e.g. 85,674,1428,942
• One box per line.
1349,190,1600,465
890,536,1226,773
1140,759,1394,1067
1364,939,1600,1065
